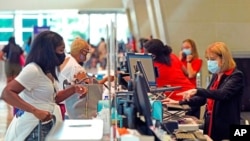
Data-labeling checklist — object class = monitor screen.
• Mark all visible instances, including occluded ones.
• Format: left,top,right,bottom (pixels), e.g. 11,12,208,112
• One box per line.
134,72,153,127
136,60,150,92
126,53,156,86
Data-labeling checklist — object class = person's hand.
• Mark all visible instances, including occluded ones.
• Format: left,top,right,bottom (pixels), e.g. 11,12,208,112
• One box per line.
74,85,88,98
74,72,89,84
162,98,179,105
186,55,193,62
176,89,197,101
103,75,115,82
33,109,53,122
122,76,131,82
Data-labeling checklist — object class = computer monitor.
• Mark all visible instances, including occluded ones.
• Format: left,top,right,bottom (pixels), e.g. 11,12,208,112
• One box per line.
115,72,160,140
136,60,151,92
132,72,161,141
116,72,152,129
126,53,156,86
136,60,182,93
133,72,153,127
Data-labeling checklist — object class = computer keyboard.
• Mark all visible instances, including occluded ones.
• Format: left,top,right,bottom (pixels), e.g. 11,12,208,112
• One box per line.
167,104,190,110
193,131,207,141
175,132,196,140
150,86,182,93
174,131,207,141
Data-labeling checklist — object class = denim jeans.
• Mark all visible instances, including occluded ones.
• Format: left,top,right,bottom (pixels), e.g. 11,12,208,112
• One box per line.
25,120,53,141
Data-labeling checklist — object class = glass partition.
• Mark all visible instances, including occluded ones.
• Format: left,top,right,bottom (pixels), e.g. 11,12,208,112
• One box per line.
0,11,129,52
0,10,129,141
89,13,116,46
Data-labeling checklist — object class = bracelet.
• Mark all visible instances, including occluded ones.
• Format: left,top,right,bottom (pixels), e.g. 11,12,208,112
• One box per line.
187,61,192,63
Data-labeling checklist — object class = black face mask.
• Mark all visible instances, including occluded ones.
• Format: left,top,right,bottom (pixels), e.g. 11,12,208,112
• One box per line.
78,62,84,66
56,53,65,66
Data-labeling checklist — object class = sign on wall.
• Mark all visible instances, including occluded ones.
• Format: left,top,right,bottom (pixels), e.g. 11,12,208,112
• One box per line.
33,26,50,36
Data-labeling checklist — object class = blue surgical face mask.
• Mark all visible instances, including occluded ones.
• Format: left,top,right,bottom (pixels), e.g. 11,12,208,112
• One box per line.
182,48,192,55
80,54,86,62
207,60,220,74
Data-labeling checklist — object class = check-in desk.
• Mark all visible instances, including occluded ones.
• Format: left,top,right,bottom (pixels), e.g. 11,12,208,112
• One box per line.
45,119,213,141
46,119,104,141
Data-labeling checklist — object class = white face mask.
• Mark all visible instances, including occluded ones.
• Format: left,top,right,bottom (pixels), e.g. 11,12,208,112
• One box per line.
207,60,220,74
182,48,192,55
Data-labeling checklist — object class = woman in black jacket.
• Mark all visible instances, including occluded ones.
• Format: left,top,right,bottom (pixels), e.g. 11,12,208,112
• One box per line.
165,42,244,141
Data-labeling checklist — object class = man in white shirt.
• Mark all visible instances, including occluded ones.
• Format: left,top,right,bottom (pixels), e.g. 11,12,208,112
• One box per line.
58,38,111,119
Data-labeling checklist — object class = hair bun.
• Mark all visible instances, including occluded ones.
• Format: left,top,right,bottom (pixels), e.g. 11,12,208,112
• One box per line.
163,45,172,55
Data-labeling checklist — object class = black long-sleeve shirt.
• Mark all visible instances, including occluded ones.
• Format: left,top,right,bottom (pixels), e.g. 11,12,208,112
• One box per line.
180,68,244,141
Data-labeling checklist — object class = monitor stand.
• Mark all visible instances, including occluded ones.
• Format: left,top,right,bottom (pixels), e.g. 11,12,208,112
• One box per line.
123,104,161,141
134,117,161,141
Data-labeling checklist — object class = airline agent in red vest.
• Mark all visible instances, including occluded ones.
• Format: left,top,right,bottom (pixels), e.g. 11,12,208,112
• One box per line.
173,42,244,141
143,39,195,101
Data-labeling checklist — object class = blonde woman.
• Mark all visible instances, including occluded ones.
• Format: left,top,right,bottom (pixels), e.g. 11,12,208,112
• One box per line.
174,42,244,141
179,39,202,87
